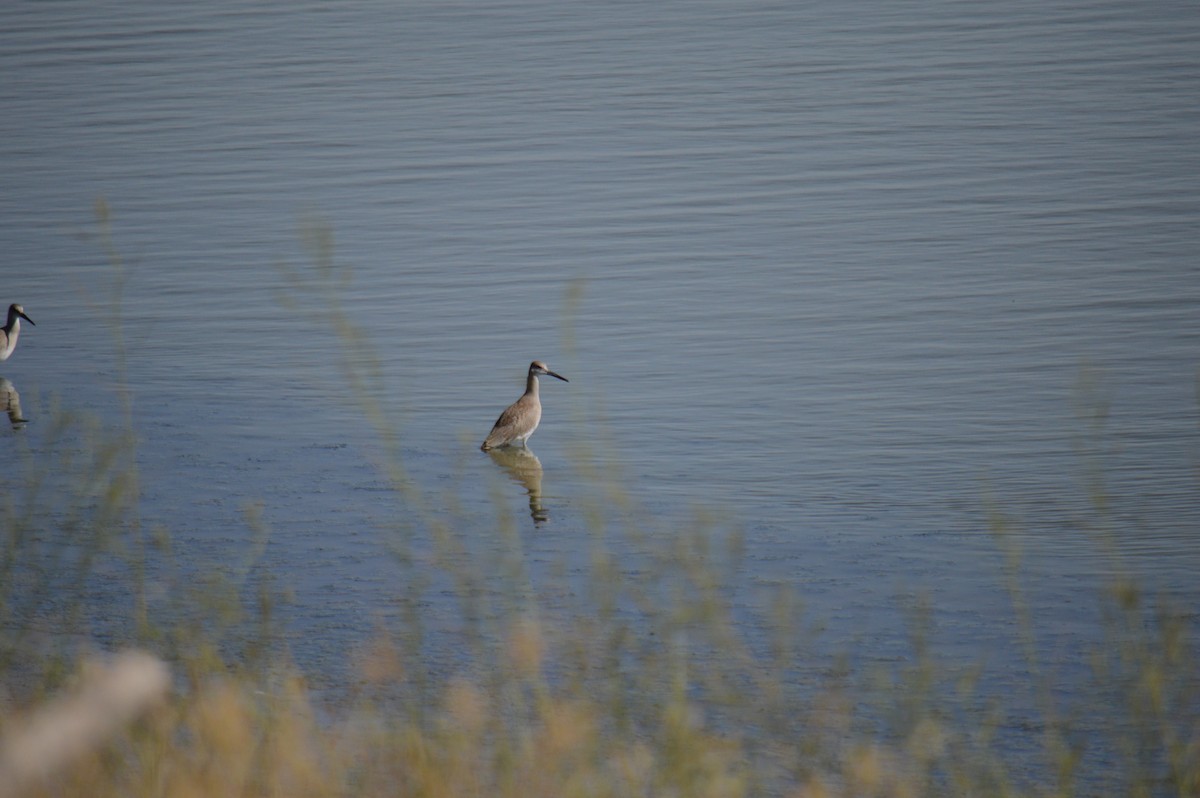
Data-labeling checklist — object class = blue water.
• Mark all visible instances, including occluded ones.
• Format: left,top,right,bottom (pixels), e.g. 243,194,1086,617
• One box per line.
2,0,1198,787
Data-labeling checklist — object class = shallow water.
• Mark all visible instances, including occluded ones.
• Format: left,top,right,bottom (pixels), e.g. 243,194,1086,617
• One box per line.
2,0,1198,779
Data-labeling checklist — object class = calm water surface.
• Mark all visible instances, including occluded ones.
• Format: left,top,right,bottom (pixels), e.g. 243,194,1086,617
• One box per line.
2,0,1198,776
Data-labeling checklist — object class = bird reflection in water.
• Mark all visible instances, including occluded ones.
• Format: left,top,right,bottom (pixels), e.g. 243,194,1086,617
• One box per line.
1,378,27,428
486,446,547,525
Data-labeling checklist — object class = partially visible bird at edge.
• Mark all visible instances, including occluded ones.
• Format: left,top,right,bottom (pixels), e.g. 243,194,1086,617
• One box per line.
481,360,568,451
1,304,34,362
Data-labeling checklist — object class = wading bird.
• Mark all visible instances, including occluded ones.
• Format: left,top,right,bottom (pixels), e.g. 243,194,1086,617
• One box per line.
481,360,568,451
0,304,34,362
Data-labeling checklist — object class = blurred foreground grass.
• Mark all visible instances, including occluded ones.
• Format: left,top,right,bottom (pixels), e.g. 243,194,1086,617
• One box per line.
1,216,1197,797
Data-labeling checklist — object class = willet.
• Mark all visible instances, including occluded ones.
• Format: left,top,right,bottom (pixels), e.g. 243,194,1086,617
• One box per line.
0,304,34,362
480,360,568,451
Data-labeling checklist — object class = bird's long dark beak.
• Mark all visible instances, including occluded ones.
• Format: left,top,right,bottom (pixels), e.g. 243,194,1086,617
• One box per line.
17,310,33,326
547,370,568,382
